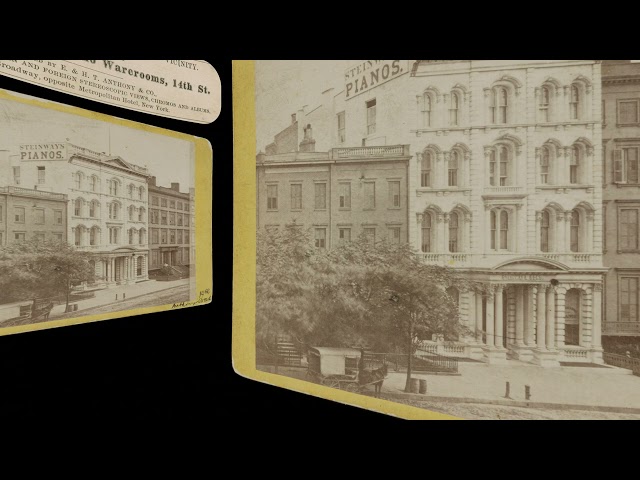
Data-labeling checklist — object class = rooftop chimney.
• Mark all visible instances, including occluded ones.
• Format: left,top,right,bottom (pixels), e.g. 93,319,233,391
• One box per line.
171,182,180,192
148,176,157,186
291,113,296,124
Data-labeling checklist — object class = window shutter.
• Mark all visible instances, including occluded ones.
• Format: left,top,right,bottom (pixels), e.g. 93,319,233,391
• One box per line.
614,149,624,183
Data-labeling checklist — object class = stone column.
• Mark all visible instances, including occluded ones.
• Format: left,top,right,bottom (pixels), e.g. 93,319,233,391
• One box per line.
475,291,484,344
536,285,547,350
443,213,450,254
133,256,138,279
555,287,567,348
515,285,525,346
495,285,504,349
592,284,603,348
586,212,594,253
546,286,556,349
486,289,495,346
467,290,476,337
525,285,536,345
111,258,115,282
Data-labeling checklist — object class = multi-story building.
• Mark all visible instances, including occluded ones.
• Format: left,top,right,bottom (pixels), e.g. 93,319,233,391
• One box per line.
259,60,607,366
602,61,640,338
148,177,194,273
257,143,411,248
0,143,150,287
0,185,67,246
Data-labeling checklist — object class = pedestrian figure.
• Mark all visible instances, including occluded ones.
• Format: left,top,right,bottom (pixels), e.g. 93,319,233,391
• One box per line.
123,293,126,300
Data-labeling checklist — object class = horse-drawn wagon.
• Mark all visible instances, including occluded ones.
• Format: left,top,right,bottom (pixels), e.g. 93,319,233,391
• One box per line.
306,347,387,395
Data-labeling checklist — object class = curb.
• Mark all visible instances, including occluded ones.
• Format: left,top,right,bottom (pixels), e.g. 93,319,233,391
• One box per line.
378,391,640,415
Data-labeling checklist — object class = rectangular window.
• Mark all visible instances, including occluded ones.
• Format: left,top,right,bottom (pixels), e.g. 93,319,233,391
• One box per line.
170,200,176,209
178,229,183,244
54,233,63,242
366,99,376,135
620,208,639,251
602,100,606,125
177,213,183,226
37,166,45,184
267,184,278,210
161,229,167,244
185,203,190,212
339,183,351,209
364,228,376,245
177,201,183,210
34,208,44,224
152,196,159,206
314,228,326,249
363,182,375,210
185,231,190,243
170,230,176,244
388,181,400,208
337,112,346,143
290,184,302,210
314,183,327,210
152,229,159,244
389,227,401,244
14,233,25,243
185,215,190,227
161,198,167,208
14,207,25,223
619,99,640,125
161,211,167,225
169,212,176,225
152,250,159,267
620,276,640,323
626,148,639,184
13,166,20,185
339,228,351,244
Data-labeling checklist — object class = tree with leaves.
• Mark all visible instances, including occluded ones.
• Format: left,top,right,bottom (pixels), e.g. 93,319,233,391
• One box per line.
0,239,95,313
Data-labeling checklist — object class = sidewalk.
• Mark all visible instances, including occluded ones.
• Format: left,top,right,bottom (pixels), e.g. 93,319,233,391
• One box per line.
50,278,190,318
381,362,640,410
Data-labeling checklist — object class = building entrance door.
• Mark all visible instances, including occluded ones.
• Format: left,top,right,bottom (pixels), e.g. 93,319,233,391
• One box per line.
565,289,581,346
163,252,171,266
171,251,177,266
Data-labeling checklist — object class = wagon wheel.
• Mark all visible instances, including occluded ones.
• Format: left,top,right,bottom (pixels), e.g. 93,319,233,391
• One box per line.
323,379,340,388
345,383,360,393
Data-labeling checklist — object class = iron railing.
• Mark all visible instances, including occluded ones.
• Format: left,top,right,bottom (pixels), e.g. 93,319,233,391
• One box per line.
603,352,640,376
364,351,458,374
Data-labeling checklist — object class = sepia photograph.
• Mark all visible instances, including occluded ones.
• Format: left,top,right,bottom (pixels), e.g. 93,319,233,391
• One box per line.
253,60,640,420
0,90,197,330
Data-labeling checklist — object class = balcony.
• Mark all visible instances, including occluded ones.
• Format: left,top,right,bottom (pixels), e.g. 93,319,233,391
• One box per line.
603,322,640,336
540,253,602,265
419,253,468,266
0,186,67,200
483,186,525,195
329,145,410,160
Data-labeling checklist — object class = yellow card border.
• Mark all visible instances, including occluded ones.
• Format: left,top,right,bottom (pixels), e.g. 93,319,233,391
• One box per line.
231,60,458,420
0,88,212,337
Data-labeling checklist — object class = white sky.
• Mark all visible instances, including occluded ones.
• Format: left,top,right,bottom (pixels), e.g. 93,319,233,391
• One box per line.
0,93,195,190
255,60,353,152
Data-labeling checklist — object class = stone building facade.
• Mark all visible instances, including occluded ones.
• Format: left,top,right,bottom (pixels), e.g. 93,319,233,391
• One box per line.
0,185,67,246
602,60,640,338
0,143,150,287
259,60,607,365
148,177,194,273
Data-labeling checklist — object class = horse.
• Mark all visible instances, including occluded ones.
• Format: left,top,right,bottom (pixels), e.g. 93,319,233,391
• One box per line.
372,364,388,396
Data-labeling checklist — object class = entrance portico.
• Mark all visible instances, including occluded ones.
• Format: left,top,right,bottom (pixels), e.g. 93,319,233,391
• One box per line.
94,247,149,287
461,259,606,366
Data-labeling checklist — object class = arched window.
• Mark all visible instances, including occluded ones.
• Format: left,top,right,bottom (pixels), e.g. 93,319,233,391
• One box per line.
74,227,82,246
449,212,459,252
489,146,511,186
138,207,145,222
421,151,433,187
491,87,509,124
422,214,432,253
450,92,459,126
129,205,135,221
89,201,96,218
541,210,550,252
74,198,81,217
109,180,119,196
570,85,580,120
540,147,550,184
128,184,135,198
570,146,581,184
540,86,550,122
490,210,497,250
570,210,580,252
90,227,99,246
138,186,144,200
74,173,81,190
448,151,459,187
500,210,509,250
90,176,97,192
139,229,145,244
423,94,432,127
109,202,120,220
129,228,135,245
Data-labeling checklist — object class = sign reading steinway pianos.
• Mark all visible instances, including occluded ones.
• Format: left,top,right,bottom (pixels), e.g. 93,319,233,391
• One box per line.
19,143,66,160
344,60,408,99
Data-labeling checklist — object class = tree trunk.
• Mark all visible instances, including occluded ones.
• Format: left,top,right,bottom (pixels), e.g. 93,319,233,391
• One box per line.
404,324,414,392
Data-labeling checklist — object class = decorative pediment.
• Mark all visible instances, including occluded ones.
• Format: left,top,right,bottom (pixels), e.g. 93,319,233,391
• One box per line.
494,257,569,272
105,157,135,170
